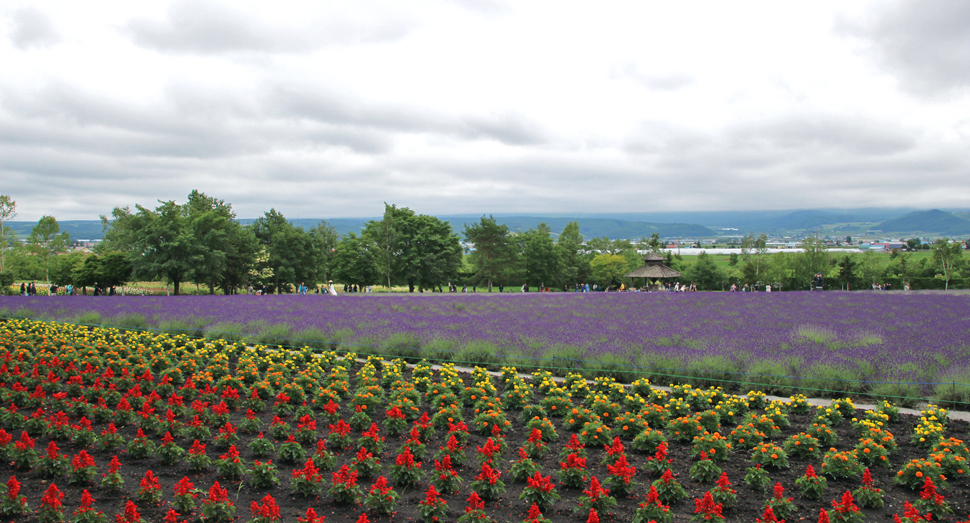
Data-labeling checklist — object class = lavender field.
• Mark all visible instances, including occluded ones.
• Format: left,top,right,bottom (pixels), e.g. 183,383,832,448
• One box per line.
3,293,970,403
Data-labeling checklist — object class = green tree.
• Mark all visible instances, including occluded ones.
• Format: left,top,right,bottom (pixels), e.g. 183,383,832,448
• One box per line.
365,206,462,292
931,239,965,290
521,223,562,288
184,191,255,294
795,235,830,288
684,251,726,290
859,250,884,287
28,215,71,283
643,233,663,253
250,209,320,293
763,252,792,290
558,221,588,284
0,195,16,273
464,215,516,292
49,252,86,287
728,253,739,266
364,203,401,290
332,233,380,288
741,233,768,279
71,252,133,290
836,255,857,291
310,221,340,285
590,253,629,289
132,200,198,295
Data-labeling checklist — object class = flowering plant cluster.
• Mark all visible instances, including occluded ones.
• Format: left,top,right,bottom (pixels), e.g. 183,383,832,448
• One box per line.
364,476,400,515
795,465,827,501
632,485,672,523
329,465,364,504
689,451,723,484
470,462,506,500
417,484,448,523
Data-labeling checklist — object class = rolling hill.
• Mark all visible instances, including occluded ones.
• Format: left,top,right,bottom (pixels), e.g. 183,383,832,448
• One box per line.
875,210,970,235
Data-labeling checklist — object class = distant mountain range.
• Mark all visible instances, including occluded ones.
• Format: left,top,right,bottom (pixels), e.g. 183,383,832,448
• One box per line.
6,208,970,240
875,210,970,236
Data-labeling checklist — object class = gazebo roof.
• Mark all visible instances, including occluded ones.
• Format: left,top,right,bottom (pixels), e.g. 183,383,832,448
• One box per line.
624,264,681,279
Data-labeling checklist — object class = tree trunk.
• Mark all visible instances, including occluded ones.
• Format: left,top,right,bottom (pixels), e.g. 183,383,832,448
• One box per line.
173,279,181,295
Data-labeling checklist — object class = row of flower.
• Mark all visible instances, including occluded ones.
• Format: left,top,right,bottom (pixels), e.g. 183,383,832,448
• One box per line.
0,318,969,522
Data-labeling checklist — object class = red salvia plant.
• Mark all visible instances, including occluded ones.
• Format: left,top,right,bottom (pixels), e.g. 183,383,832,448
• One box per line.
914,477,953,520
692,491,726,523
329,465,364,505
417,484,448,523
69,449,97,484
893,501,928,523
172,476,198,513
138,469,163,503
523,502,549,523
577,476,617,515
37,483,64,523
292,458,324,497
364,476,400,515
38,440,69,477
522,428,548,459
830,491,864,523
116,500,142,523
201,481,235,523
645,441,673,476
471,461,506,500
101,455,124,491
520,472,560,511
70,489,102,523
818,508,831,523
431,453,463,494
215,444,248,479
383,405,407,436
559,452,589,488
392,446,425,487
853,468,884,509
357,423,385,454
476,438,501,465
297,507,327,523
602,436,626,466
606,452,637,497
250,493,282,523
0,475,30,517
756,506,784,523
458,491,490,523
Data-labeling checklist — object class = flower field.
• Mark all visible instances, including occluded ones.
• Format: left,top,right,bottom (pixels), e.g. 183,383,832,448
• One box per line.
3,293,970,404
0,318,968,522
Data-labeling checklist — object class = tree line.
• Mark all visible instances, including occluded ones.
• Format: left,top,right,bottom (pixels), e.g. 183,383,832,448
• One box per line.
1,192,967,293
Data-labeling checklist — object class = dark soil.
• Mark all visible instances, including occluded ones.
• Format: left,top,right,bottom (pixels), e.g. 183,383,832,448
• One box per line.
2,361,969,523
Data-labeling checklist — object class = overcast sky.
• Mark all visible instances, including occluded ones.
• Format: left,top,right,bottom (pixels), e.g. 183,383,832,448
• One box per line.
3,1,970,222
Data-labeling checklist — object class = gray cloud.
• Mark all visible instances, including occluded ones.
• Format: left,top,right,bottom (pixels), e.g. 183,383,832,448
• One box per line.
123,0,412,54
838,0,970,96
7,7,62,50
268,86,548,146
727,115,918,157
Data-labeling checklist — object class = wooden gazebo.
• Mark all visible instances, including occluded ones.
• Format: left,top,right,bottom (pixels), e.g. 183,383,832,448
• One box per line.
624,253,681,288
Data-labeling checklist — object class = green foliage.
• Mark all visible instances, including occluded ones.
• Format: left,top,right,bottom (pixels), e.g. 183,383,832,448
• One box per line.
464,215,518,290
28,215,70,283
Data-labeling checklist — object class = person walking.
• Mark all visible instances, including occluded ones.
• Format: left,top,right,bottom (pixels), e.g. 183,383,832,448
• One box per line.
328,280,338,295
